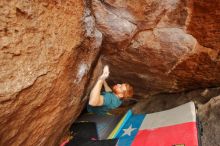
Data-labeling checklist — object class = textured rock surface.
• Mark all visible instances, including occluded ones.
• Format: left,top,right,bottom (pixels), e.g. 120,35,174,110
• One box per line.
198,95,220,146
0,0,101,146
91,0,137,42
187,0,220,50
91,0,220,98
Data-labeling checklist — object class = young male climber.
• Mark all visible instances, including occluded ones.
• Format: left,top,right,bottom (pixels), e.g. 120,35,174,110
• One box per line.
87,65,134,115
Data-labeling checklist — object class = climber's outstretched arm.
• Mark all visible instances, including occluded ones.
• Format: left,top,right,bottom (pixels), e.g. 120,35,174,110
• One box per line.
89,79,104,106
89,65,109,106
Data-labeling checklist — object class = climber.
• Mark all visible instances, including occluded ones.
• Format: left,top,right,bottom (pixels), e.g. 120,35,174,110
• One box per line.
87,65,134,115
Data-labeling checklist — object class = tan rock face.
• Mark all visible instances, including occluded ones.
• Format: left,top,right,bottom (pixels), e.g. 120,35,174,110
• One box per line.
187,0,220,50
91,0,220,98
0,0,101,146
91,0,137,42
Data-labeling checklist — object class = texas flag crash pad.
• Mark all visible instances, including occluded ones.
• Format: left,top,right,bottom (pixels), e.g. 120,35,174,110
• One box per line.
108,102,200,146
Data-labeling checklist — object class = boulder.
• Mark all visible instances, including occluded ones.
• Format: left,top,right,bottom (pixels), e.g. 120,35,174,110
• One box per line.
0,0,101,145
91,0,220,98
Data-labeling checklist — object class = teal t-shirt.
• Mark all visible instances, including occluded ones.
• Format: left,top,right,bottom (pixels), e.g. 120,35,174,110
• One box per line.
87,92,122,115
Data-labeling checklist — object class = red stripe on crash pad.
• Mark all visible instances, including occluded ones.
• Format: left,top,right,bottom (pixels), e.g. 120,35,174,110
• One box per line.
132,122,198,146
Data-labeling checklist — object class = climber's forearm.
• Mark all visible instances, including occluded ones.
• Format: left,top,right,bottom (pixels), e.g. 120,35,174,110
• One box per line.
89,79,104,106
103,80,112,92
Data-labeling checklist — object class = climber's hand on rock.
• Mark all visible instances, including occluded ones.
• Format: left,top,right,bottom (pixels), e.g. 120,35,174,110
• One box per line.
99,65,109,80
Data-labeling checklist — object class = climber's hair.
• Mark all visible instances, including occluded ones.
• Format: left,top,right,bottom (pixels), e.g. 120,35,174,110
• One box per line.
123,83,134,98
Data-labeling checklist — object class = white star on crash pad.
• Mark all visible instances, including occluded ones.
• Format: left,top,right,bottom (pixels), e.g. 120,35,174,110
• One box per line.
122,124,136,137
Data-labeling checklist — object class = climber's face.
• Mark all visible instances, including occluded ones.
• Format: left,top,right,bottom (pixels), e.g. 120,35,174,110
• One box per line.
112,84,127,99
